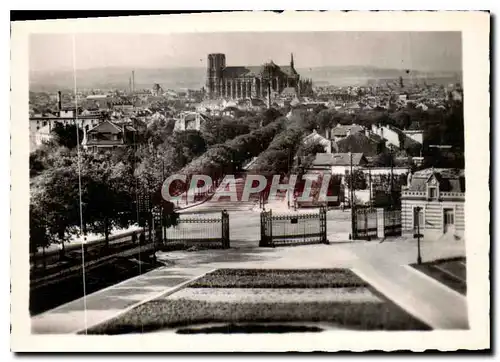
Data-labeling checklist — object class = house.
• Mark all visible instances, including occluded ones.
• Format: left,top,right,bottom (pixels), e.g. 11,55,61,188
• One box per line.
328,124,364,142
336,131,386,157
302,129,337,154
221,106,239,118
310,152,368,178
280,87,297,100
401,168,465,240
371,124,423,156
82,120,137,152
174,111,210,131
32,124,54,150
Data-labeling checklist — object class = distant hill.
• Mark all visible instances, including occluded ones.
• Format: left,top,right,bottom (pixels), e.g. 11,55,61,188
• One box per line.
29,66,462,92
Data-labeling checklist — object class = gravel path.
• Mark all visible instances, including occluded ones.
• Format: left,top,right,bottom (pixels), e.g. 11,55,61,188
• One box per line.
165,287,382,303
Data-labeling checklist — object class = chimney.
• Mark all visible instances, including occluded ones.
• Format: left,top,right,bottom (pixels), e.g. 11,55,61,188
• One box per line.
132,70,135,93
57,91,62,112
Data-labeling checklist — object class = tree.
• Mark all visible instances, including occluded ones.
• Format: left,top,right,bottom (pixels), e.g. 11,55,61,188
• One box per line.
82,153,136,247
261,107,282,126
144,118,176,147
52,123,84,149
345,169,367,190
173,130,207,165
201,116,251,146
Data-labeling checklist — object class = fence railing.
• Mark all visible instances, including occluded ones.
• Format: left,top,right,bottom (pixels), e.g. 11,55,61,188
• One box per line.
30,228,153,285
260,206,328,247
163,210,230,249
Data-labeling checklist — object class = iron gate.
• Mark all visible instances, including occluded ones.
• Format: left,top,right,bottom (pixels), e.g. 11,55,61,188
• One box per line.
162,210,230,249
353,207,378,240
260,206,328,247
384,209,402,236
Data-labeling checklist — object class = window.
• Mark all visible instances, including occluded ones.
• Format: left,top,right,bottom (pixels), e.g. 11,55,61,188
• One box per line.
428,186,437,200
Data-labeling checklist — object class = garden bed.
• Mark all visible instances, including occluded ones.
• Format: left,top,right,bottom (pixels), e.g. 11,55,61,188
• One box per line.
85,268,430,334
411,258,466,296
85,297,430,335
189,268,368,289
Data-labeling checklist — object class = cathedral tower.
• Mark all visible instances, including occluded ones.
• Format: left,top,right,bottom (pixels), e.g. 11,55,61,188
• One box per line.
206,53,226,98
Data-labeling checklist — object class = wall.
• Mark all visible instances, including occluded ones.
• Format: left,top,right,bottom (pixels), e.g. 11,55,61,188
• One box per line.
371,124,401,148
403,130,424,144
401,198,465,239
360,167,409,177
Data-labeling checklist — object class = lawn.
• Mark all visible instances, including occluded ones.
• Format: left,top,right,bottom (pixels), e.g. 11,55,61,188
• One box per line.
411,258,466,296
85,268,430,334
85,298,430,335
189,268,368,288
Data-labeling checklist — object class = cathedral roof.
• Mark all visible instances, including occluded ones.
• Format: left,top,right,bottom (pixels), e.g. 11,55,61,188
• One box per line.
221,63,298,78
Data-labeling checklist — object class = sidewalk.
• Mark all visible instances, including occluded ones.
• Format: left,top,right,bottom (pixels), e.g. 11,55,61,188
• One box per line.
31,266,214,334
352,261,468,329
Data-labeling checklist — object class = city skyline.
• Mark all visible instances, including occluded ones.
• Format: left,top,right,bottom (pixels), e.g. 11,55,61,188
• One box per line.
30,32,462,73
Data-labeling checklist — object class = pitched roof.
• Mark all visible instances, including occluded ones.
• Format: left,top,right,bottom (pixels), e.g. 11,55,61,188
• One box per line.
221,63,298,78
311,152,366,167
408,168,465,192
87,120,123,134
337,132,386,156
330,124,364,137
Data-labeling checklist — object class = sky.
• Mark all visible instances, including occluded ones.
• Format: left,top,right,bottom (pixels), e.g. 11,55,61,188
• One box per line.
29,32,462,73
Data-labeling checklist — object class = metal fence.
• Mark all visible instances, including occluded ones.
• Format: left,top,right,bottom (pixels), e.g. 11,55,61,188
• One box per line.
163,210,230,249
353,207,378,240
384,209,402,236
30,228,153,285
260,206,328,247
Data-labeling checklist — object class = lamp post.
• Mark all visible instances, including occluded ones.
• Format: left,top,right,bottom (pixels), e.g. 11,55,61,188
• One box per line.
415,206,422,264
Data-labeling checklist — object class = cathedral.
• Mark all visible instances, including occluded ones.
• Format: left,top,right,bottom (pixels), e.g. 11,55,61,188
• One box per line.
205,53,312,100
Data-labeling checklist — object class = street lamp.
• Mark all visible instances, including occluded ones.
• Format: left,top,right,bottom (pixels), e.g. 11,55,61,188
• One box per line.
414,206,423,264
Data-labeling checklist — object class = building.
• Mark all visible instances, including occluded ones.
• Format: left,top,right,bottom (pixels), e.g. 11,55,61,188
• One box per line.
401,168,465,240
371,124,423,156
29,114,104,152
328,124,364,142
33,124,53,149
174,112,210,132
310,152,368,177
82,120,137,152
302,130,337,154
205,53,304,101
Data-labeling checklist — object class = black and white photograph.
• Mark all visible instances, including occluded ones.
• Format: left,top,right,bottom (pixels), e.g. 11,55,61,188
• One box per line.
10,11,490,352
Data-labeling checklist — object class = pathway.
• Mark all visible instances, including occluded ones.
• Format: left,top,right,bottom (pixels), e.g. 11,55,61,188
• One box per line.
31,266,214,334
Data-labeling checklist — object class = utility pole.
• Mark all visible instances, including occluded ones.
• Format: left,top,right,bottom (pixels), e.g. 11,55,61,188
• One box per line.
389,146,394,209
349,152,356,240
161,158,165,245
